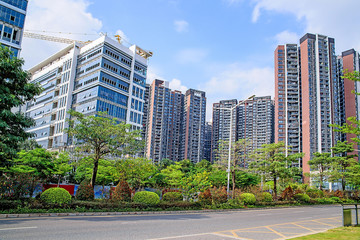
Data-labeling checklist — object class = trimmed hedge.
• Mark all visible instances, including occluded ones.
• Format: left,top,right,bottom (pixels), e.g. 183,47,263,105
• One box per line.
75,181,94,201
294,193,310,203
260,192,273,202
112,180,131,202
133,191,160,205
163,192,183,202
239,193,256,205
41,188,71,205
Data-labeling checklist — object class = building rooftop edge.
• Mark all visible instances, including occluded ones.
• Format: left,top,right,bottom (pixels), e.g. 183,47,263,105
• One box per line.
342,49,356,57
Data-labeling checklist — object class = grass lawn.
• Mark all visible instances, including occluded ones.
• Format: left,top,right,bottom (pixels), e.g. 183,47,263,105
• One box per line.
291,226,360,240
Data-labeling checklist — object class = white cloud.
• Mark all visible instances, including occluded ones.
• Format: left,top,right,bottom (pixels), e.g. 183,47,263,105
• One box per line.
202,63,273,120
146,67,188,93
21,0,103,69
174,20,189,33
169,78,188,93
252,0,360,52
146,66,164,84
175,48,208,64
274,30,299,44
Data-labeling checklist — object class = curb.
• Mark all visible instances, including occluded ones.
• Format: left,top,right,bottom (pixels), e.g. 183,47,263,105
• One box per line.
0,204,338,219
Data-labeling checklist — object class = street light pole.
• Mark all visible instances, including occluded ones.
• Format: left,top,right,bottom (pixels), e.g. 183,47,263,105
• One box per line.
215,95,255,198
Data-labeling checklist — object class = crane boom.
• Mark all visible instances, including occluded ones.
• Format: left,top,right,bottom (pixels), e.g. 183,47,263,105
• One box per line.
23,32,90,45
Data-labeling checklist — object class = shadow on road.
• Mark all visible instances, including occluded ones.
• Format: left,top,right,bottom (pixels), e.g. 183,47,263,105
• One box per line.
0,212,211,225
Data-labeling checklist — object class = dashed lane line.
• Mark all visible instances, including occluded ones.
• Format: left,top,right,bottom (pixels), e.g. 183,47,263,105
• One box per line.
0,226,38,231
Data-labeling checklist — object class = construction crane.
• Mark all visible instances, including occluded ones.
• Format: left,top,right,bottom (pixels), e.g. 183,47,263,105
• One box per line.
23,31,91,45
23,30,153,59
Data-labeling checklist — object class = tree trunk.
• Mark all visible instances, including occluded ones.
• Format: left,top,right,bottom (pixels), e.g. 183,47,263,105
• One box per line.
273,176,277,200
319,164,323,190
231,170,235,199
57,176,61,187
91,157,99,188
342,177,345,192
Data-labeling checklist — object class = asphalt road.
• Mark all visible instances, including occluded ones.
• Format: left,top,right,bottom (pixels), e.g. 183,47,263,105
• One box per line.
0,205,342,240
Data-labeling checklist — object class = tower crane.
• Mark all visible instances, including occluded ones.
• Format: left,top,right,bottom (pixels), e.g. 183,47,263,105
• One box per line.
23,30,153,59
23,31,92,45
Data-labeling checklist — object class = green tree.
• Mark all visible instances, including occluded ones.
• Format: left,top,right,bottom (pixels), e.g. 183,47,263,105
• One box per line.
18,139,42,151
157,158,175,171
216,139,253,198
8,148,56,197
116,157,156,189
161,162,184,188
180,171,212,201
65,110,142,187
74,157,118,185
0,47,42,167
250,142,302,199
347,163,360,188
53,152,72,187
330,141,358,191
209,168,227,187
195,159,212,172
178,159,196,176
307,152,332,190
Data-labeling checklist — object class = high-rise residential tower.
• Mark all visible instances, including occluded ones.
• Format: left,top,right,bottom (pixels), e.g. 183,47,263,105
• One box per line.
300,33,337,175
145,79,184,163
237,96,274,151
204,122,212,162
211,99,237,162
211,96,274,163
337,49,360,154
0,0,28,57
182,89,206,163
25,35,150,149
274,44,302,160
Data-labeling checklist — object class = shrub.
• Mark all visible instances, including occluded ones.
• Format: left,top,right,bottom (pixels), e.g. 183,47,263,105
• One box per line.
133,191,160,205
198,189,212,205
314,198,335,204
294,193,310,203
75,180,94,201
239,193,256,205
41,188,71,205
112,180,131,202
162,188,179,195
306,188,324,198
163,192,183,202
0,200,22,210
259,192,273,202
210,187,227,204
334,190,344,198
281,186,294,200
330,196,341,203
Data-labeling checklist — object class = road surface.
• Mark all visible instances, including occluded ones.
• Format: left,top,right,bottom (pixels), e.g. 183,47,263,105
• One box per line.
0,205,342,240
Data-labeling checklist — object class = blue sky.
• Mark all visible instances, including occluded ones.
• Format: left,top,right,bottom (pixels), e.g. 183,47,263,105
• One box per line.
21,0,360,120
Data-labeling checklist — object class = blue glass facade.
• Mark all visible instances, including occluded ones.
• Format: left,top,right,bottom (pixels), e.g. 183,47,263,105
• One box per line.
0,0,28,57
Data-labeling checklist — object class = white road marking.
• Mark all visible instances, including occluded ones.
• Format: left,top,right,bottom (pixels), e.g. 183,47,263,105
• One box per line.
0,226,38,231
148,233,210,239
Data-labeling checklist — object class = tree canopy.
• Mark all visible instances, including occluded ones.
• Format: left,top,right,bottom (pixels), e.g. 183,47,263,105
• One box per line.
65,110,143,187
0,46,42,167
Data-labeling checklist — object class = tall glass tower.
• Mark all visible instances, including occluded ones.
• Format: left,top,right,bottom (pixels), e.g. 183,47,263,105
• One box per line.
0,0,28,57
